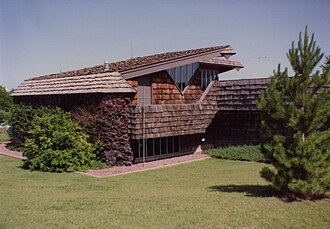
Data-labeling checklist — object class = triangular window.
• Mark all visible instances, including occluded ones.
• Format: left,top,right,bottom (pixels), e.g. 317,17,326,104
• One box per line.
167,63,199,91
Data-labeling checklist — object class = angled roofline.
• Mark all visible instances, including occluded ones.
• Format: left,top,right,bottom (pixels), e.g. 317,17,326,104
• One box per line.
121,46,236,79
12,44,243,97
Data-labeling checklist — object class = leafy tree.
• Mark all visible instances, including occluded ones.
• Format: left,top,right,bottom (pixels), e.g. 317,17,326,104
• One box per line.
23,107,97,172
257,27,330,200
0,85,13,123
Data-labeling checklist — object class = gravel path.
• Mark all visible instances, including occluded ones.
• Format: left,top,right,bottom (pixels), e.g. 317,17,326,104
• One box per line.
0,142,26,159
0,142,209,177
84,153,210,177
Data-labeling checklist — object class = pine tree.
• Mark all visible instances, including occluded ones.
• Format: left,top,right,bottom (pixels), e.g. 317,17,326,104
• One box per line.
257,27,330,200
322,55,330,72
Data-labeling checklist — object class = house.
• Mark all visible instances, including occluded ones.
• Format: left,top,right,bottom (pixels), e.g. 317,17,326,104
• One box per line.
12,45,267,165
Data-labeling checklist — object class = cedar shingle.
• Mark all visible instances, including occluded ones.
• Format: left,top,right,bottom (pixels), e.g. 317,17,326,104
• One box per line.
199,58,244,68
12,72,135,96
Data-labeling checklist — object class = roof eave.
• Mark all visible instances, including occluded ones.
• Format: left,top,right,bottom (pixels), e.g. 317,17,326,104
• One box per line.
11,89,136,97
199,62,244,69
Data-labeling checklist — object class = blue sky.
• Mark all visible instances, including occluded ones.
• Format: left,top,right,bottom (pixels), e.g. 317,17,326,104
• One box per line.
1,0,329,90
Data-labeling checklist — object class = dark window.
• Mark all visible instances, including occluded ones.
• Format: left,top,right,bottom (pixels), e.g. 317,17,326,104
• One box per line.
138,139,143,158
154,138,161,155
135,136,181,159
161,137,167,154
167,136,174,154
147,138,154,157
167,63,199,91
174,136,180,153
201,69,219,89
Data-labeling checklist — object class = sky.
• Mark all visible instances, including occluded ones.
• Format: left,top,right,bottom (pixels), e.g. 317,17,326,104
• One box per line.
1,0,330,90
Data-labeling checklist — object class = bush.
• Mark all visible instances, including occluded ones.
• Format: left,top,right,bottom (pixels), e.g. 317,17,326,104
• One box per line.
23,107,97,172
8,104,51,148
205,145,268,163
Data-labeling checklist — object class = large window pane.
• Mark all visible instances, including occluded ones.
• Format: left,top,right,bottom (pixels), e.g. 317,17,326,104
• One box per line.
160,137,167,154
174,136,180,153
167,63,199,91
167,136,174,154
201,69,219,89
154,138,161,155
147,138,154,157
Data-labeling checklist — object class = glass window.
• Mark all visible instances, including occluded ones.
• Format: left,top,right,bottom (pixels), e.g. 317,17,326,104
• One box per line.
136,136,181,159
138,139,142,158
154,138,161,155
174,136,180,153
147,138,154,157
201,69,219,89
167,136,174,154
167,63,199,91
161,137,167,155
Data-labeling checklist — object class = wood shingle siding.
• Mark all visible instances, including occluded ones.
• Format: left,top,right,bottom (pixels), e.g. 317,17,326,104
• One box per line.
151,72,184,104
217,78,269,110
128,78,269,139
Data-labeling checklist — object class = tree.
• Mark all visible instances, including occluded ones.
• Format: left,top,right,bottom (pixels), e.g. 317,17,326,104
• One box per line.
0,85,13,123
322,55,330,72
257,27,330,200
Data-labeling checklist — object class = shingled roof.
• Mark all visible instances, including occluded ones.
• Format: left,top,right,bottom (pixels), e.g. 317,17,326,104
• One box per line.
12,45,242,96
12,72,135,96
199,58,244,69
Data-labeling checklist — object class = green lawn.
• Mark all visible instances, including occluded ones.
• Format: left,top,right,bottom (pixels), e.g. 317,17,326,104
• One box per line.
0,129,9,143
0,155,329,229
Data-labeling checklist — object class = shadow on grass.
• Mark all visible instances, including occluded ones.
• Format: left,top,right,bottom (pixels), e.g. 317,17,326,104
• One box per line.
209,184,279,198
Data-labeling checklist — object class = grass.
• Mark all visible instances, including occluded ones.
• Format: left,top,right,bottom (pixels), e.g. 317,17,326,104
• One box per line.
0,154,329,228
0,129,9,143
205,144,267,162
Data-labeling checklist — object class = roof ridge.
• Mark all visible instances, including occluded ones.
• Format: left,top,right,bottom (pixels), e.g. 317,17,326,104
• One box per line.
28,45,231,81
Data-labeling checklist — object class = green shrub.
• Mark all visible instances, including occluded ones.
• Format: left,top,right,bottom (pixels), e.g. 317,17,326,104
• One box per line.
8,104,51,148
23,107,97,172
205,145,268,163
